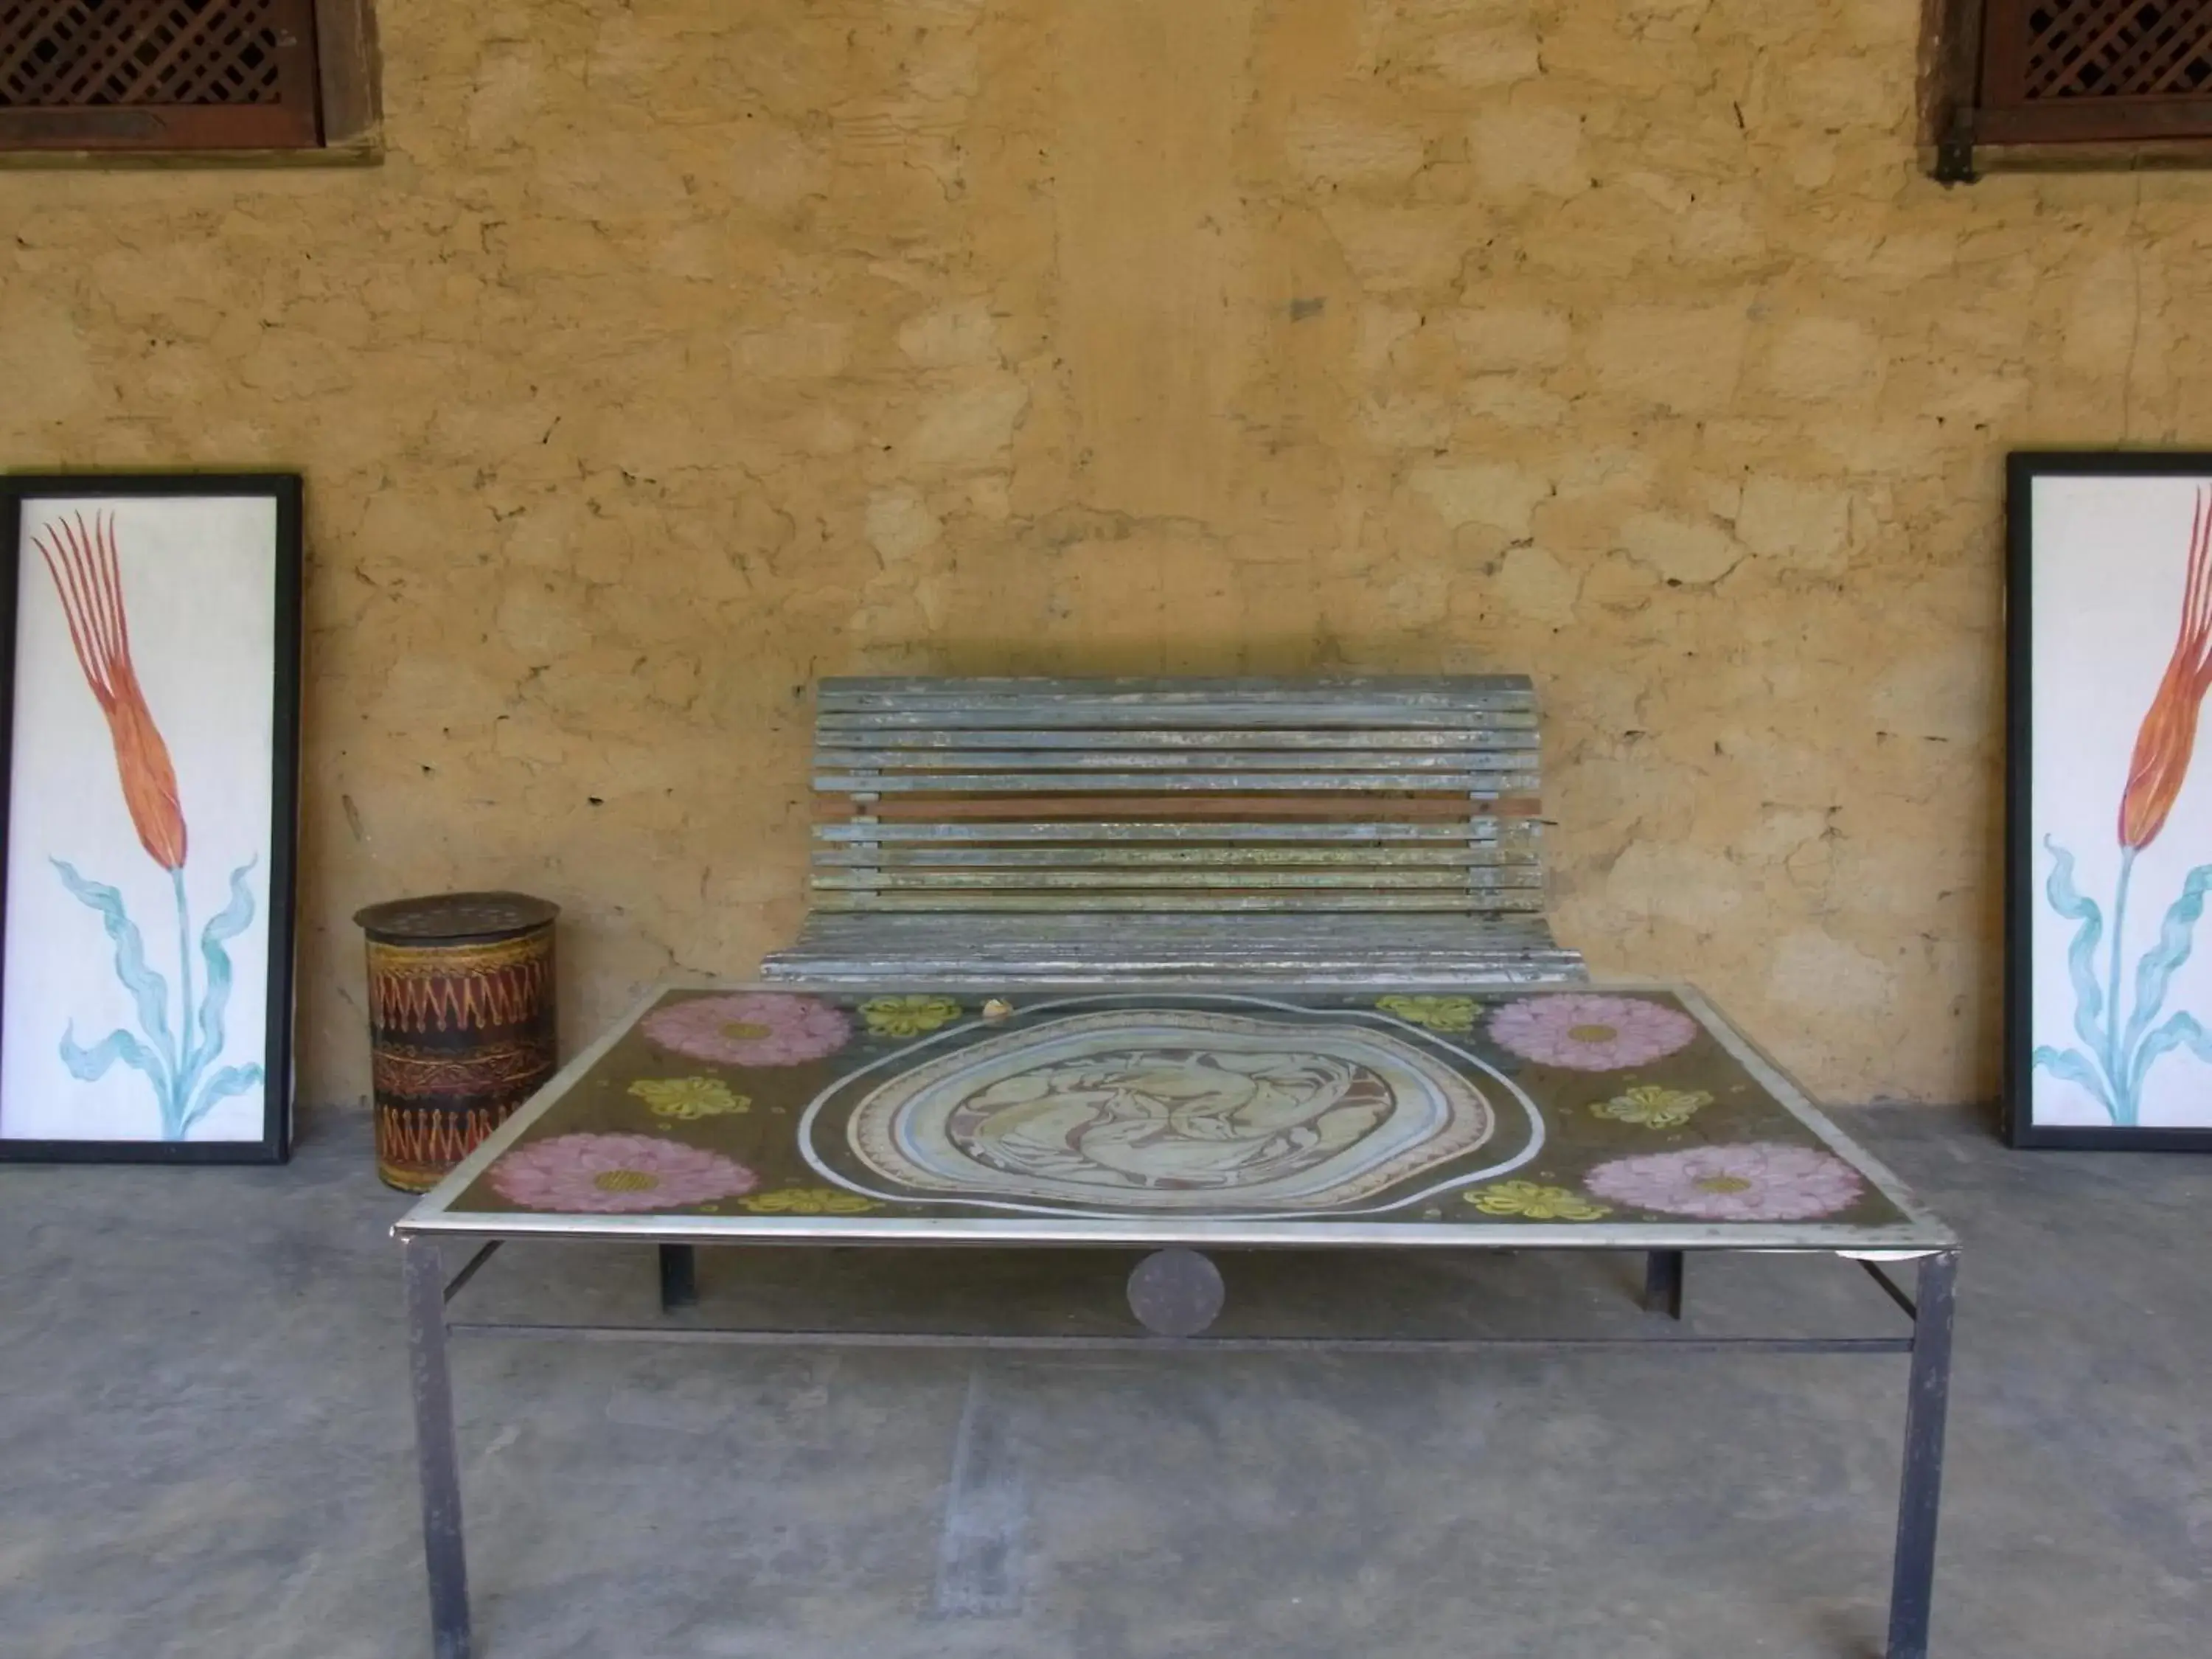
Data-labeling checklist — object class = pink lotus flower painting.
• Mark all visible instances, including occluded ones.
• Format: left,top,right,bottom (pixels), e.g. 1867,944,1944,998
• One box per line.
1583,1144,1865,1222
1488,994,1697,1071
642,992,852,1068
487,1132,760,1214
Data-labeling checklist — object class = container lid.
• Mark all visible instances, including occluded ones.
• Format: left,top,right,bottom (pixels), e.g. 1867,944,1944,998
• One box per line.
354,891,559,943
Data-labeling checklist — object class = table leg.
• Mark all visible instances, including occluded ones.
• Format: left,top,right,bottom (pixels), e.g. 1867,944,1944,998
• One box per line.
403,1237,472,1659
659,1243,699,1312
1642,1250,1684,1319
1886,1249,1958,1659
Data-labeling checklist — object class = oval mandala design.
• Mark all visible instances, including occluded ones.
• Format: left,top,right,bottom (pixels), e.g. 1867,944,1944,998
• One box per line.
838,1009,1496,1211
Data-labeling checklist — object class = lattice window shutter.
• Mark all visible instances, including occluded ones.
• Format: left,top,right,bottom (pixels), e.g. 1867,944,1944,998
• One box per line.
1979,0,2212,143
0,0,320,150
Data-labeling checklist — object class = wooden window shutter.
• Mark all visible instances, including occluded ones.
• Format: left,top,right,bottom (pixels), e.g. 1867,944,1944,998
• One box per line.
0,0,321,151
1978,1,2212,144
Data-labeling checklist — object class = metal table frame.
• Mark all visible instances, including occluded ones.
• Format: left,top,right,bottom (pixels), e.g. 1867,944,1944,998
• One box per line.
401,1244,1958,1659
394,982,1960,1659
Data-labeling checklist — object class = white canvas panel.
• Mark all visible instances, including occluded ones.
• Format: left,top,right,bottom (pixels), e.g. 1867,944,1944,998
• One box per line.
1,496,276,1144
2028,473,2212,1130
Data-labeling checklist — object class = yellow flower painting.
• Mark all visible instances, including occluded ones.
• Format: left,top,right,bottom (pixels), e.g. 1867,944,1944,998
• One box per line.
742,1187,876,1215
627,1077,750,1119
1592,1085,1714,1130
1375,994,1477,1033
1466,1180,1611,1221
860,995,965,1037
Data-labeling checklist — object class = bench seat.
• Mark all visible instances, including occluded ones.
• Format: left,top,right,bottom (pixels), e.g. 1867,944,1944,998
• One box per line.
760,675,1586,988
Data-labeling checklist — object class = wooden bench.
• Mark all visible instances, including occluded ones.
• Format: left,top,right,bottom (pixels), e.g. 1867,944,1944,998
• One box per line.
759,675,1586,987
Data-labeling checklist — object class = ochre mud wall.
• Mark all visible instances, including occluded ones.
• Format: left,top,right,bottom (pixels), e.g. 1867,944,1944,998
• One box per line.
6,1,2205,1105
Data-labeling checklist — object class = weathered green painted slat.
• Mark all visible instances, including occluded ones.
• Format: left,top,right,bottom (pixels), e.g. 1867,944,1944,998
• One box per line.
817,676,1533,711
815,771,1543,793
815,706,1533,731
813,821,1532,843
810,846,1535,869
813,891,1548,914
815,726,1539,750
771,674,1581,984
819,674,1533,695
813,748,1534,773
762,909,1581,985
813,869,1513,892
781,911,1569,945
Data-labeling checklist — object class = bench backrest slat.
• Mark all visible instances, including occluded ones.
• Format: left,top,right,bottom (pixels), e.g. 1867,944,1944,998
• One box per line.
805,675,1555,921
818,728,1535,751
812,821,1506,842
810,894,1546,914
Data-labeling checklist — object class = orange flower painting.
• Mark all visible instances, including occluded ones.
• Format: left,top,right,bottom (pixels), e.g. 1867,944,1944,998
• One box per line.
29,510,262,1143
2115,490,2212,852
2035,487,2212,1127
34,514,189,871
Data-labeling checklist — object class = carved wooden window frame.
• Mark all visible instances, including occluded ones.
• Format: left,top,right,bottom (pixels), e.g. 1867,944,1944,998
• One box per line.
0,0,379,163
1927,1,2212,180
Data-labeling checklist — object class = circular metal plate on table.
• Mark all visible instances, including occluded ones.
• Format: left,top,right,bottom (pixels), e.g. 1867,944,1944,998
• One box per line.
1127,1248,1226,1338
354,891,560,944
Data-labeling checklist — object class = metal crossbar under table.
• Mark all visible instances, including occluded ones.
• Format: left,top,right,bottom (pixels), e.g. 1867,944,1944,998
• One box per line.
399,1239,1958,1659
393,978,1960,1659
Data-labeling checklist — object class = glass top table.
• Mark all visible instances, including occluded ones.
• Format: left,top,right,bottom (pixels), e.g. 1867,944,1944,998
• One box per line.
392,981,1958,1659
398,981,1952,1254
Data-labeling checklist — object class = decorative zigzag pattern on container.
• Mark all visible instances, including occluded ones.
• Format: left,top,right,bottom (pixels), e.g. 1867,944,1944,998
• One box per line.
376,1104,506,1191
367,950,552,1034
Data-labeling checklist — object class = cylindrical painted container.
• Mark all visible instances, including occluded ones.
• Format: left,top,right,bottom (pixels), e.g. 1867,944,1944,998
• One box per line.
355,891,559,1193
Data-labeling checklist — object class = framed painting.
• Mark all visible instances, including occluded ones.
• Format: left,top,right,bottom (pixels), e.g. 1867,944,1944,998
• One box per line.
2008,451,2212,1150
0,475,302,1163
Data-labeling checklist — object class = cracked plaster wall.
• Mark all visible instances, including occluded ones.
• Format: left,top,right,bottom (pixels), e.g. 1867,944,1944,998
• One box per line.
1,0,2197,1108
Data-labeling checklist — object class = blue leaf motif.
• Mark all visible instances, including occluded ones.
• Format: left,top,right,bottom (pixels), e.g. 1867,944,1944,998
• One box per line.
189,858,258,1079
52,859,175,1070
2042,839,2108,1060
2031,1043,2114,1117
59,1025,169,1092
181,1062,263,1135
2123,862,2212,1060
2126,1011,2212,1121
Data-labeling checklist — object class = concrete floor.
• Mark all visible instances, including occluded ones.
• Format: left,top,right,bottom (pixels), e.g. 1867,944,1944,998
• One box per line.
1,1105,2205,1659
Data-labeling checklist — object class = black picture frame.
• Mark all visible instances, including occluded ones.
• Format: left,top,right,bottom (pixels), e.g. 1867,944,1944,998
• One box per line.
2006,450,2212,1150
0,473,302,1164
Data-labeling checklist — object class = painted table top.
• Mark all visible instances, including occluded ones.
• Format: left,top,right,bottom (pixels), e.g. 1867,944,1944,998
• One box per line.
399,983,1952,1251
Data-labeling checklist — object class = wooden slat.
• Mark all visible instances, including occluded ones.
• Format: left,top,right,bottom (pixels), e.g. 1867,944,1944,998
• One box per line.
813,869,1509,892
777,674,1580,982
814,748,1534,773
1974,96,2212,143
819,673,1533,693
761,908,1582,985
815,706,1534,731
814,892,1546,914
814,678,1538,730
813,820,1535,844
815,726,1538,750
814,779,1540,801
817,795,1543,822
779,911,1568,946
810,846,1534,869
315,0,380,147
818,675,1532,707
